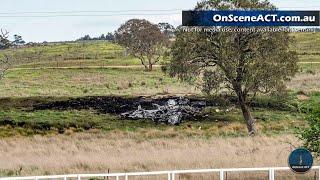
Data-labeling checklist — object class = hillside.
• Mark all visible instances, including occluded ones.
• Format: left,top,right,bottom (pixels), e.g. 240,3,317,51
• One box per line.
1,41,143,68
0,33,318,70
291,32,320,63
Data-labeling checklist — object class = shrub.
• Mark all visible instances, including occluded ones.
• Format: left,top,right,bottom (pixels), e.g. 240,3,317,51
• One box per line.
298,104,320,157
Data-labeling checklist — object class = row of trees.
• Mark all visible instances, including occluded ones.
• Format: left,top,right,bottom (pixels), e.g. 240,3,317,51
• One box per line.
77,33,115,41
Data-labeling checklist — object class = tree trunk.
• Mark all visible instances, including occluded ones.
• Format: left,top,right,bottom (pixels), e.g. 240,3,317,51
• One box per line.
148,63,153,71
139,58,149,71
240,102,256,136
146,58,153,71
238,94,256,136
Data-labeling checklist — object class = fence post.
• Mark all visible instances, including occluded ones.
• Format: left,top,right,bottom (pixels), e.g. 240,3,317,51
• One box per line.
172,173,175,180
168,173,171,180
125,174,128,180
220,170,224,180
116,176,119,180
269,168,274,180
77,175,81,180
64,176,67,180
269,169,272,180
273,169,275,180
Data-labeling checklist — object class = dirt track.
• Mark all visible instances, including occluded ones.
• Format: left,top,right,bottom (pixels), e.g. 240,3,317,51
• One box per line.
7,65,162,71
7,62,318,71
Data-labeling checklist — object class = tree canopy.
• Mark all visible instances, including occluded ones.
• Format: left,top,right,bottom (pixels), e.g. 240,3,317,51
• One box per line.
115,19,168,71
158,22,176,38
13,34,25,46
0,29,11,49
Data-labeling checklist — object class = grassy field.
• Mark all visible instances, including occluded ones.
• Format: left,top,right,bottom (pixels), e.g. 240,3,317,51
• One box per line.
0,67,319,98
0,32,319,137
0,134,318,179
0,68,195,97
1,41,143,68
0,33,319,177
0,105,309,138
0,66,318,138
2,41,125,66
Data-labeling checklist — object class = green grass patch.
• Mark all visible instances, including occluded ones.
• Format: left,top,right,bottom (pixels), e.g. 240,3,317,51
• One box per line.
0,108,307,138
1,41,167,68
0,68,194,97
2,41,124,66
299,63,320,73
14,57,143,68
0,109,169,137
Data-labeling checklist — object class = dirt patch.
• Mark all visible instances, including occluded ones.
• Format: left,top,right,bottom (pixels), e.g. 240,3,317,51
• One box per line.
297,94,310,101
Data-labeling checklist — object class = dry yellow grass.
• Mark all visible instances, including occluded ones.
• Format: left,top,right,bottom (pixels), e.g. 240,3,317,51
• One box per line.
1,133,318,179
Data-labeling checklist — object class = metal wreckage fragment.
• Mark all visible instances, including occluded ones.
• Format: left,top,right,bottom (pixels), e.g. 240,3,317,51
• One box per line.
121,97,207,125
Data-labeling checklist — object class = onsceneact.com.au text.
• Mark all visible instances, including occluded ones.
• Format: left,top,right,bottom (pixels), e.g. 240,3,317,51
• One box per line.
213,14,316,23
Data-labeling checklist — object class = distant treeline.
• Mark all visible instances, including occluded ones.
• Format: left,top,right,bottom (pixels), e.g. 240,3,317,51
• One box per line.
77,33,115,41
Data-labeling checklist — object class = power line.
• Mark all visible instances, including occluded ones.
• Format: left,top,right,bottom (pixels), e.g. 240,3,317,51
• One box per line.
0,6,319,15
0,7,319,18
0,13,181,18
0,9,183,15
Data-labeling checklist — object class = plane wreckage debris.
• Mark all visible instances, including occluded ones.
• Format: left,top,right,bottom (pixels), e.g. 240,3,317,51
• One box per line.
121,97,207,125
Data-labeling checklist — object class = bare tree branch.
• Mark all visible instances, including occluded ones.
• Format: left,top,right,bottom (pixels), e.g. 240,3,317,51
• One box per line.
0,55,11,80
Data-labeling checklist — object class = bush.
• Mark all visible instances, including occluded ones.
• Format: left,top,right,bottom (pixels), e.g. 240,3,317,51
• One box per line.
298,104,320,157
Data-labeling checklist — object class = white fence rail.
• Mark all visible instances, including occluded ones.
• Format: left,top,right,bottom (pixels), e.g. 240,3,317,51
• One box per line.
0,166,319,180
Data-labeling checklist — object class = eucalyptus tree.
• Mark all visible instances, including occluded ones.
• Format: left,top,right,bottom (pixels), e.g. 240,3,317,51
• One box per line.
168,0,298,135
115,19,168,71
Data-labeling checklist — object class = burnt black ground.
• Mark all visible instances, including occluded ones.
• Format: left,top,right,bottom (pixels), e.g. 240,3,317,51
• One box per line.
33,96,212,114
1,95,293,114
